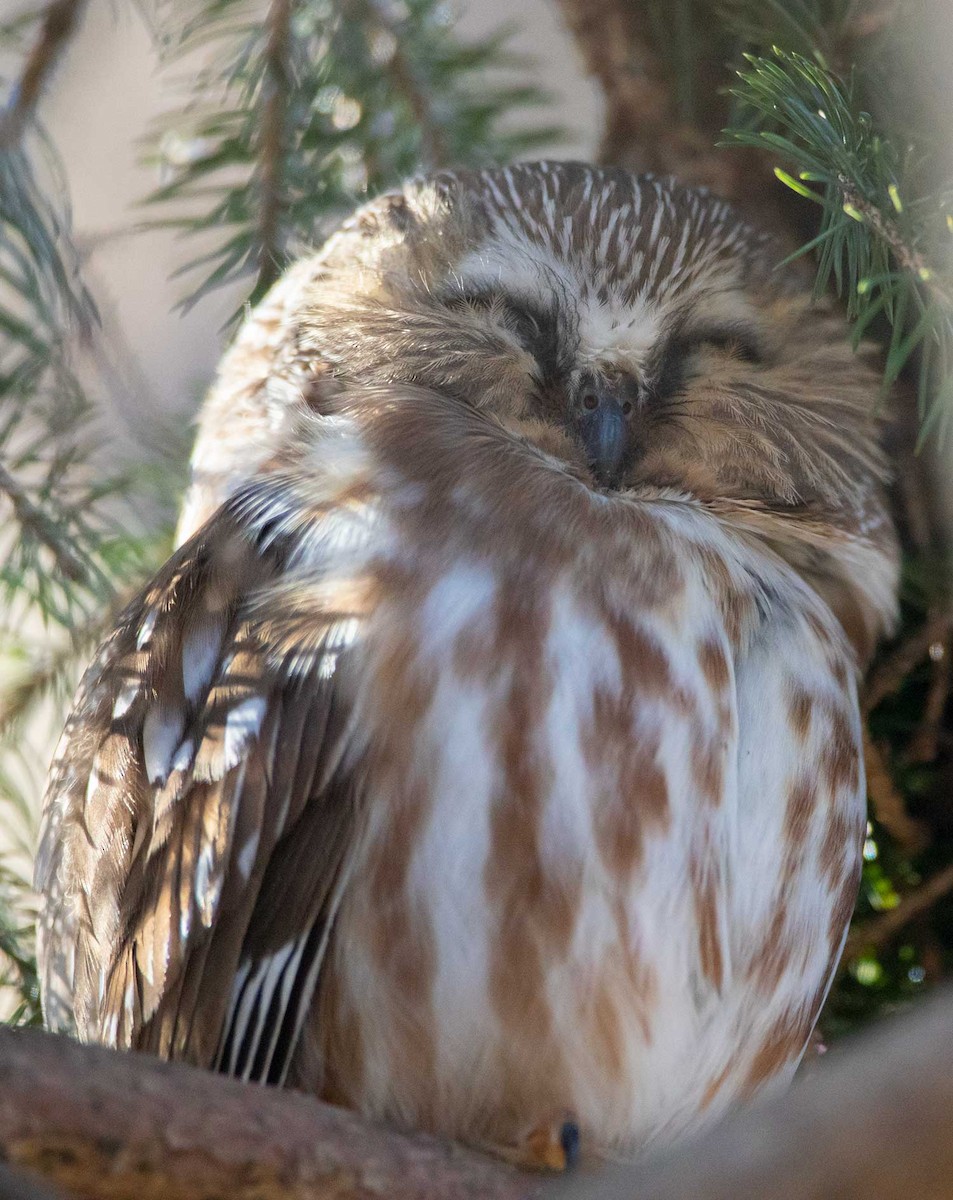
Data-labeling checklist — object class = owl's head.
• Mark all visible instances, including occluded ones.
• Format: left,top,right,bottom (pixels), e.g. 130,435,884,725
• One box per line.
300,161,897,656
307,164,882,508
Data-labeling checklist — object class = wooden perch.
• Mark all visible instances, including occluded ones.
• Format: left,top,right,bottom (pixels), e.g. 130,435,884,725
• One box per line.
0,1027,536,1200
6,990,953,1200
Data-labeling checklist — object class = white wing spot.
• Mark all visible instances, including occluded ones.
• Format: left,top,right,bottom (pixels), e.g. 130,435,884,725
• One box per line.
183,615,225,703
112,679,140,721
237,829,260,880
143,705,186,786
224,696,267,768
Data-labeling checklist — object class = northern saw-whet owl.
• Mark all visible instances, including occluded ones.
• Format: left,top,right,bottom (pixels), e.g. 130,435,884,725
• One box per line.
36,162,899,1167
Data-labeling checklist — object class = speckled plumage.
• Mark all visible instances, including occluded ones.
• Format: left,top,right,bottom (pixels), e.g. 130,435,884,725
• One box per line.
37,162,898,1161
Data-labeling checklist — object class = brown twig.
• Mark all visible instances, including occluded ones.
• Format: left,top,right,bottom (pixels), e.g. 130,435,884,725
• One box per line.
844,862,953,960
862,726,928,852
906,630,952,764
840,183,953,313
863,610,953,713
254,0,293,298
363,0,448,169
0,0,86,150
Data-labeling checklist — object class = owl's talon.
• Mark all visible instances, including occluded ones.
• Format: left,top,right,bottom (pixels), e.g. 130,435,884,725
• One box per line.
560,1119,581,1168
488,1112,581,1172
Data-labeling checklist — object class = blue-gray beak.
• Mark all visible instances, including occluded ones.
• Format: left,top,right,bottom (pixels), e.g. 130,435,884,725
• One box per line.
576,385,631,486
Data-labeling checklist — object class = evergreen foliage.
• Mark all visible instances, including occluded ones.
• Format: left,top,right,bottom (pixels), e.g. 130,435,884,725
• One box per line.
147,0,556,309
725,47,953,444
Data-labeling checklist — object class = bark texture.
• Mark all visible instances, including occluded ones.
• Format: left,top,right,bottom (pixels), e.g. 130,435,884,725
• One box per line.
5,991,953,1199
0,1026,538,1200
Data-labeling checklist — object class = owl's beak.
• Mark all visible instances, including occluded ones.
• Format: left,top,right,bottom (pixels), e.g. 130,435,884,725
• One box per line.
575,386,631,486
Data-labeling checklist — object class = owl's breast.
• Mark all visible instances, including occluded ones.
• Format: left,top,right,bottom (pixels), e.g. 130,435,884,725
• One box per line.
306,503,865,1156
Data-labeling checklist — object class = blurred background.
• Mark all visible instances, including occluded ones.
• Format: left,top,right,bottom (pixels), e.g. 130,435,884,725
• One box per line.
33,0,600,430
1,0,952,1045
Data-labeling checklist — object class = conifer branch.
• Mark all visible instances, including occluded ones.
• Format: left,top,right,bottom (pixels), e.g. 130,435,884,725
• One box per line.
368,0,448,169
725,47,953,437
149,0,551,310
0,0,86,149
836,182,953,314
0,461,87,585
0,615,105,733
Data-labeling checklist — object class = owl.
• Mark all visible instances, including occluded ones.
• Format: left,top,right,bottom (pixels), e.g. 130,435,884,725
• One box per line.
36,162,899,1168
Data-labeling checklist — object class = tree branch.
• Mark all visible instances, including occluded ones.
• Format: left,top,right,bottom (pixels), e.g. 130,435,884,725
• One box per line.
255,0,293,298
0,1027,538,1200
0,0,86,150
361,0,449,169
839,182,953,313
550,0,671,171
8,993,953,1200
862,726,927,852
549,0,802,242
845,862,953,960
864,610,953,713
0,607,112,733
905,629,952,764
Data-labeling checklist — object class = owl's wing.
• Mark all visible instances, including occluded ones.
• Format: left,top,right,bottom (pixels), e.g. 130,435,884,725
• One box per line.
36,475,368,1085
